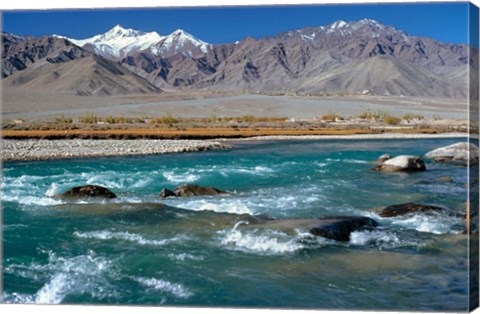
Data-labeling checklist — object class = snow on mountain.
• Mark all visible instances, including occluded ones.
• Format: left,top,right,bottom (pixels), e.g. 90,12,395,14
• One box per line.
328,20,347,31
322,19,393,36
148,29,210,56
277,19,407,44
54,25,209,60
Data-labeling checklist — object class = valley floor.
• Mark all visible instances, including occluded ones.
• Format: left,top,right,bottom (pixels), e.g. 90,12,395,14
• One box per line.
2,90,469,121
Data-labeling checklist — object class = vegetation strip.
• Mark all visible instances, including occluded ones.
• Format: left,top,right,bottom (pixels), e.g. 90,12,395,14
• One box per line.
1,127,455,140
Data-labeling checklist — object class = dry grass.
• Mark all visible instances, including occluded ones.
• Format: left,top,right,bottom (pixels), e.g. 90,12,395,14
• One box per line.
1,127,447,140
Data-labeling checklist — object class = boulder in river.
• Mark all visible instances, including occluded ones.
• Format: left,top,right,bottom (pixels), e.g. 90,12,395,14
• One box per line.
174,184,227,197
246,216,378,241
373,155,426,172
159,184,227,198
56,185,117,199
378,202,457,218
424,142,479,163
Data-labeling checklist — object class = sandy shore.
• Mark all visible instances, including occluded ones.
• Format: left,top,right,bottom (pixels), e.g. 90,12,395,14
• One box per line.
1,133,468,162
2,139,229,161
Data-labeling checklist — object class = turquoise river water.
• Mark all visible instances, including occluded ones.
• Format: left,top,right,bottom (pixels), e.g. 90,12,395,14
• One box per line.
0,138,473,311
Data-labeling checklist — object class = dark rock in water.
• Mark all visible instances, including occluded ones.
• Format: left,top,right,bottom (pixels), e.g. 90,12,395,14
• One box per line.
308,216,378,241
247,216,378,241
379,202,456,217
373,155,426,172
172,184,227,197
56,185,117,199
159,188,176,198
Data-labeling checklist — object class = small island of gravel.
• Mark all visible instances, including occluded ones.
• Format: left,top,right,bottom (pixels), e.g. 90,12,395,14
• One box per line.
2,139,229,161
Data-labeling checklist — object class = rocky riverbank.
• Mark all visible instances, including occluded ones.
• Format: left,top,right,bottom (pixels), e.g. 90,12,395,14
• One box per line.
1,133,472,162
2,139,230,161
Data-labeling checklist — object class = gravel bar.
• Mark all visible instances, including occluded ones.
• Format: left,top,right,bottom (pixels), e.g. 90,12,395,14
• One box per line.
2,139,230,161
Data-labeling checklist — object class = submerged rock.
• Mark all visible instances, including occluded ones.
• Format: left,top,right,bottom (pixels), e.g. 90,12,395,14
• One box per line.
373,155,426,172
378,202,456,218
424,142,479,163
56,185,117,199
434,176,455,183
246,216,378,241
159,184,227,198
415,176,454,185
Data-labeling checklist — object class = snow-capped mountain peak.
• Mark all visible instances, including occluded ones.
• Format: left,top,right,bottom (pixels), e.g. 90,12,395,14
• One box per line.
53,25,209,59
149,29,209,55
171,29,188,36
102,25,138,38
277,19,409,45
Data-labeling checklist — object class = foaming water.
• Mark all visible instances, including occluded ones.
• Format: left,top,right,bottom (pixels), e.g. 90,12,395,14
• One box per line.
2,194,63,207
217,222,331,254
73,230,189,247
348,229,424,250
176,198,253,215
133,276,193,299
164,185,325,217
3,251,114,304
219,225,303,254
45,182,61,197
163,171,200,184
168,253,204,262
388,213,465,235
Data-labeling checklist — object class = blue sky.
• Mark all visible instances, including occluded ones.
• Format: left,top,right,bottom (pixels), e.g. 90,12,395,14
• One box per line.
2,3,471,44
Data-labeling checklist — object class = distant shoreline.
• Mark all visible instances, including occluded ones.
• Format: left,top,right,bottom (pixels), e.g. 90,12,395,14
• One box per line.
1,133,470,162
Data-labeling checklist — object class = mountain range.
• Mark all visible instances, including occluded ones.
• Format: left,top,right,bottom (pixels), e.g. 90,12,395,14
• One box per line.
1,20,474,98
54,25,210,60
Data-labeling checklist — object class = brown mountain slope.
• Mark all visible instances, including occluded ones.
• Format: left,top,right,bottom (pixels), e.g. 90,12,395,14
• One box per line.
2,33,91,77
298,56,467,98
124,35,467,98
276,19,469,72
3,55,161,96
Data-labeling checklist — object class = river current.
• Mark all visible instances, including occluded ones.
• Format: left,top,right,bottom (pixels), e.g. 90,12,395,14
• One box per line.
1,138,473,310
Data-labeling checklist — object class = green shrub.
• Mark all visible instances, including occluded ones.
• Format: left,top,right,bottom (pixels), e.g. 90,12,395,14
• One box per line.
321,111,343,122
383,116,401,125
55,115,73,124
357,110,389,120
149,112,180,125
78,113,98,124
